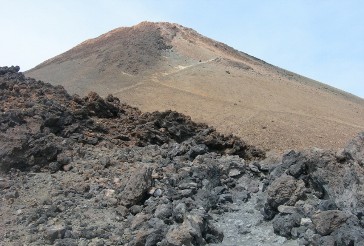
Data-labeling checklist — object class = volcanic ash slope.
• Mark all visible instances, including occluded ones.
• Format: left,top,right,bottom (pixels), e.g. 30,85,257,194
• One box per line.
26,21,364,152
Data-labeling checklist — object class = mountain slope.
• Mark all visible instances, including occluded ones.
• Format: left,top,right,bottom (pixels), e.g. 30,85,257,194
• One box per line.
26,21,364,152
3,66,364,245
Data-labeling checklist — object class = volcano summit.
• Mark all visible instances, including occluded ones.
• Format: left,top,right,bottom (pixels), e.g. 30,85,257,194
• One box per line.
26,21,364,152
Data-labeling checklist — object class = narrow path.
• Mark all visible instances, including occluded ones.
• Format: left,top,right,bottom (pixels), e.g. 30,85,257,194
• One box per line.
114,59,364,130
112,81,145,93
151,75,364,130
161,57,217,77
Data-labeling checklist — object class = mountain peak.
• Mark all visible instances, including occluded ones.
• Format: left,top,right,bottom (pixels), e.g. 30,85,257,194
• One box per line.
31,21,249,75
26,22,364,151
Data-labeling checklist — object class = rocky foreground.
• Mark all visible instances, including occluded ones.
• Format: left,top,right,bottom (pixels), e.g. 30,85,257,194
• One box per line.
1,66,364,245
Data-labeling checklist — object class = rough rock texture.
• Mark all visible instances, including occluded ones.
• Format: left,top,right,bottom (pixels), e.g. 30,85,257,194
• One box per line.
312,210,349,236
272,213,302,238
120,166,153,207
1,66,364,245
31,22,174,75
0,66,262,173
343,132,364,166
261,135,364,245
0,66,263,245
267,174,305,209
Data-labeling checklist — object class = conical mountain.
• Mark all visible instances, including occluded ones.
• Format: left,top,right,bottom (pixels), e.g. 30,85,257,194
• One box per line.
26,21,364,151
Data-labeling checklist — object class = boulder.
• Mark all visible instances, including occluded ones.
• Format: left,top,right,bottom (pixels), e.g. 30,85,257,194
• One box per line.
119,166,153,207
155,203,172,220
165,214,206,246
332,216,364,246
173,203,187,223
272,213,301,238
312,210,350,236
343,132,364,166
44,225,67,243
267,174,305,209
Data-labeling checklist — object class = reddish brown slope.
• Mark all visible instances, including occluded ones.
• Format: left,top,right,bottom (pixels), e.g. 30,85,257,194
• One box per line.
26,21,364,152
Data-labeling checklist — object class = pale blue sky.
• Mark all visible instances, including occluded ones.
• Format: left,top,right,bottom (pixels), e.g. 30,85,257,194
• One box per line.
1,0,363,98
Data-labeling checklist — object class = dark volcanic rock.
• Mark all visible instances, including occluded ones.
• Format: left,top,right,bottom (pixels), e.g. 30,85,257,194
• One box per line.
165,211,213,246
343,132,364,166
261,133,364,245
312,210,350,236
1,66,364,246
272,213,301,238
83,91,119,118
264,174,305,219
119,166,153,207
0,66,262,173
331,216,364,246
1,66,266,245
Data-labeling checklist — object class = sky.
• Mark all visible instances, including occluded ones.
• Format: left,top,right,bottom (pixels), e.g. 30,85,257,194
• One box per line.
0,0,363,98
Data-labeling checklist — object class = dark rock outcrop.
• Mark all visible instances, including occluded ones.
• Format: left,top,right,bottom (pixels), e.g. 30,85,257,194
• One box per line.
0,66,262,173
0,66,265,245
262,133,364,245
